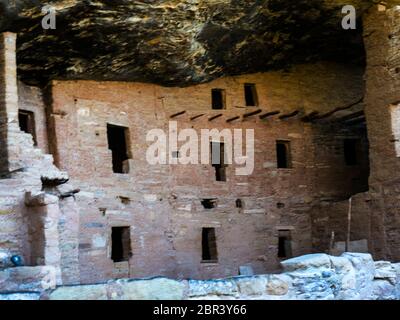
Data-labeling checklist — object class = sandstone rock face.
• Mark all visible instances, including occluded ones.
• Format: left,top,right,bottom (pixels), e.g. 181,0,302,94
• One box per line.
341,252,375,299
48,284,108,300
0,0,374,86
0,266,57,293
372,261,398,300
119,278,186,300
27,253,400,300
0,292,40,300
49,277,186,300
281,253,331,272
265,275,290,296
188,279,238,298
235,276,268,297
0,249,12,268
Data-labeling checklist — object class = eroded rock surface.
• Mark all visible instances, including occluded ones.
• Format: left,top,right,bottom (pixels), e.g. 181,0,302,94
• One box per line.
0,0,376,86
1,253,398,300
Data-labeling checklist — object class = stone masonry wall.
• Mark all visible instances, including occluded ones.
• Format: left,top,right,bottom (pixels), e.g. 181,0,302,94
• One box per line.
45,62,367,283
0,32,80,285
362,5,400,261
0,32,19,174
18,81,49,153
311,5,400,262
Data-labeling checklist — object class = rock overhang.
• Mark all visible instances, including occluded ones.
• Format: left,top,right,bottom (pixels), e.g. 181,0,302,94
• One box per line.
0,0,381,86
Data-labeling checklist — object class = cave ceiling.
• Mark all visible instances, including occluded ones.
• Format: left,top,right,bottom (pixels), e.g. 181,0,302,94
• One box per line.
0,0,380,86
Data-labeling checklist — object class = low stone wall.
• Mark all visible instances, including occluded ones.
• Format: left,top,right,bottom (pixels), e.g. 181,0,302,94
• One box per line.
0,253,399,300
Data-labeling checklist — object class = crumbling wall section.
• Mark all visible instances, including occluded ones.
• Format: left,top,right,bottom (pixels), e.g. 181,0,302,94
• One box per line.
18,81,49,153
0,32,79,285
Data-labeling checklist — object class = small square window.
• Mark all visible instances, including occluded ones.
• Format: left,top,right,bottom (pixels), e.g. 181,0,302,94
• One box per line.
201,199,217,209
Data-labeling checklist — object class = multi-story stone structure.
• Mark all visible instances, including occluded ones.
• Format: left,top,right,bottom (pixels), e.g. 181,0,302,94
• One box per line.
0,4,399,287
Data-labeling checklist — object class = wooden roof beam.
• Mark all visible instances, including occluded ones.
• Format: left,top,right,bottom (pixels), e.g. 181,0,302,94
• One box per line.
243,109,262,119
279,110,299,120
190,114,205,121
208,114,223,121
226,116,241,123
313,97,364,121
259,110,280,120
334,110,364,123
170,111,186,119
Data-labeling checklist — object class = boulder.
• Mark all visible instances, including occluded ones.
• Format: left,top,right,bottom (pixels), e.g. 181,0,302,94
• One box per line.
0,266,57,293
372,279,397,300
188,279,238,298
266,275,290,296
329,255,357,299
392,263,400,300
341,252,375,299
374,261,397,284
281,253,331,272
119,278,186,300
0,293,40,300
235,276,268,296
49,284,107,300
0,250,13,269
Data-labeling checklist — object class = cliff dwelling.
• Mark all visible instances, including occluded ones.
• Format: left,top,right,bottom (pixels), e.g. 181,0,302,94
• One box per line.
0,0,400,300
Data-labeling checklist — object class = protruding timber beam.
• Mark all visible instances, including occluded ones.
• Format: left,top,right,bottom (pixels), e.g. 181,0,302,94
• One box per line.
208,114,223,121
312,97,364,121
226,116,241,123
334,110,364,123
279,110,299,120
170,111,186,119
243,109,262,119
190,114,205,121
343,116,366,126
259,110,280,120
301,111,319,122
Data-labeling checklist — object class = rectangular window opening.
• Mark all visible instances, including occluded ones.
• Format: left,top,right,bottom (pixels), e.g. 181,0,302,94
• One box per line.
201,198,217,209
211,142,227,181
111,226,131,262
344,139,359,166
278,230,292,258
18,110,37,146
214,166,226,182
202,228,218,262
211,89,226,110
172,150,180,158
276,140,292,169
107,124,130,174
244,83,258,107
